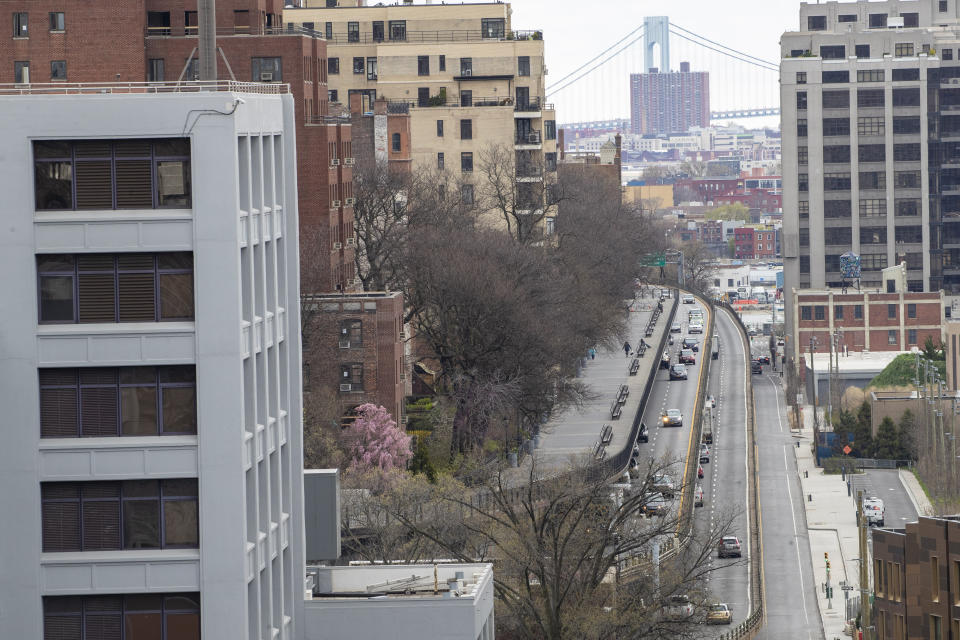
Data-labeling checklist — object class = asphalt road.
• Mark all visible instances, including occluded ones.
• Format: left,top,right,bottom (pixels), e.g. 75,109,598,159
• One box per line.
850,469,918,531
753,362,824,640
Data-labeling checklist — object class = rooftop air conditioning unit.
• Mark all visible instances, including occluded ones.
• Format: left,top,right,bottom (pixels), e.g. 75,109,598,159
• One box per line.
331,200,341,208
260,71,275,82
343,157,355,166
330,158,340,166
339,383,352,392
338,339,350,349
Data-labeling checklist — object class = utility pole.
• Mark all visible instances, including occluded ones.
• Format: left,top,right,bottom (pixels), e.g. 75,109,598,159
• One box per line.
858,490,871,640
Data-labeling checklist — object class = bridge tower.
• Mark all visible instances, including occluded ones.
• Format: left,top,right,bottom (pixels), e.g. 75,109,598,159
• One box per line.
644,16,670,72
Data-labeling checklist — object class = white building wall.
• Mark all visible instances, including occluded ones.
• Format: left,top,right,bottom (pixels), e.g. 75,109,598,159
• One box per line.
0,89,304,640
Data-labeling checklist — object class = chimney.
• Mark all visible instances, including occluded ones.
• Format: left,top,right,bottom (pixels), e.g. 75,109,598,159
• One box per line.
198,0,217,81
680,61,690,73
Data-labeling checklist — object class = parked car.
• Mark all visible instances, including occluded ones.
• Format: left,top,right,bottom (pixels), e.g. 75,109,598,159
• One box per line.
679,349,696,364
706,603,732,625
662,595,695,621
662,409,683,427
705,395,716,409
682,295,695,304
652,474,676,498
669,364,688,380
682,337,699,351
694,485,704,507
637,422,649,443
718,536,742,558
751,360,763,374
643,492,669,517
671,322,682,333
863,497,885,526
699,443,710,463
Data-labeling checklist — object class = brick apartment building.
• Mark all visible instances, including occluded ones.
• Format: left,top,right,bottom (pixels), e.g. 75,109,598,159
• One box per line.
734,227,755,260
872,516,960,640
629,61,709,135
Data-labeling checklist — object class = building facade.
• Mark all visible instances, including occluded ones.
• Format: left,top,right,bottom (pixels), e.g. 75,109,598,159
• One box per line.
630,61,710,135
284,0,559,234
734,227,756,260
0,86,305,640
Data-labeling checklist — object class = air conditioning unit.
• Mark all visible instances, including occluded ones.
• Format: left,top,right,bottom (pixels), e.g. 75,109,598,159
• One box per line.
333,242,343,249
331,200,341,208
343,157,355,166
330,158,340,166
345,197,356,205
339,383,352,392
338,339,350,349
260,71,275,82
346,237,356,246
462,69,473,77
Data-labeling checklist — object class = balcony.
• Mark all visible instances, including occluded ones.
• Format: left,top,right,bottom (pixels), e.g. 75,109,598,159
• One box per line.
388,96,512,109
516,130,542,147
322,29,542,45
146,25,324,39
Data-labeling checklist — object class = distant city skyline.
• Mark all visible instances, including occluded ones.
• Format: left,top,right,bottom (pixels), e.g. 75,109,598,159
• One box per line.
510,0,796,128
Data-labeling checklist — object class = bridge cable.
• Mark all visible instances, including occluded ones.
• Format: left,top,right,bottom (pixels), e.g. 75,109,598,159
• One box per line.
547,29,650,97
546,25,645,91
668,29,779,72
671,22,780,69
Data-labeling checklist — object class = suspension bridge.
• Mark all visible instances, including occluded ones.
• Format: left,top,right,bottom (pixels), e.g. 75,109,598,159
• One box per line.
549,16,780,128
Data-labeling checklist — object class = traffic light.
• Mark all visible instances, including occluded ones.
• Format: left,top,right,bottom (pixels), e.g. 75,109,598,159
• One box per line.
825,552,831,571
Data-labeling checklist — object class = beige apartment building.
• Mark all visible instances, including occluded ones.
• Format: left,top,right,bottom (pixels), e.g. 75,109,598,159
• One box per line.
285,0,559,233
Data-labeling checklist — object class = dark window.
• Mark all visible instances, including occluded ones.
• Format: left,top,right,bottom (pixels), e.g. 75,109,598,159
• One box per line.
893,87,921,105
799,228,809,247
41,480,198,551
460,57,473,76
460,90,472,107
340,363,364,390
896,225,923,243
437,152,444,169
854,305,863,319
855,44,871,58
44,593,201,640
894,144,921,161
821,45,846,60
801,306,812,321
798,200,809,217
326,0,336,6
823,145,850,163
859,144,886,162
835,306,844,320
147,11,170,35
50,60,66,81
439,54,445,71
481,18,505,38
461,184,474,205
37,253,194,324
888,304,897,319
824,200,852,218
808,15,827,30
908,329,918,345
839,14,858,23
908,303,918,318
347,21,359,42
945,49,954,61
824,173,851,190
822,90,849,108
892,67,920,81
800,256,810,274
941,1,949,12
860,170,886,190
896,198,921,216
328,89,338,102
797,118,808,137
798,146,808,165
903,13,919,28
858,89,885,107
34,139,191,211
861,227,887,244
366,57,377,80
417,87,429,107
40,366,197,438
461,119,472,140
895,170,921,187
797,91,807,109
148,59,165,82
417,55,429,76
798,173,808,192
518,56,530,76
797,71,807,84
14,61,29,83
825,228,852,245
49,12,65,31
328,57,339,74
184,11,197,34
461,152,473,173
823,118,850,136
372,21,384,42
545,120,557,140
389,20,406,41
13,12,27,37
436,119,443,137
545,152,557,172
251,57,281,82
353,57,364,74
822,70,850,83
869,13,888,29
391,132,401,152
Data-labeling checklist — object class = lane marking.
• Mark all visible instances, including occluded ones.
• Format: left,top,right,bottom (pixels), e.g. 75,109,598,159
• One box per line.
778,407,814,639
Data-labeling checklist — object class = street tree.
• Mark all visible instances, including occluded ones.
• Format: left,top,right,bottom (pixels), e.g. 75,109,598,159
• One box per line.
344,403,413,473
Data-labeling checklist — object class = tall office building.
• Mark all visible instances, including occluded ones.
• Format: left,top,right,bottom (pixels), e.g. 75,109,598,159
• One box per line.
0,85,306,640
629,62,711,135
284,0,559,234
780,0,960,360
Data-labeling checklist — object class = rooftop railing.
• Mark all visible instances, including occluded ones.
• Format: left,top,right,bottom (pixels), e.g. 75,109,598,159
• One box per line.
146,25,325,39
325,29,542,45
0,80,289,96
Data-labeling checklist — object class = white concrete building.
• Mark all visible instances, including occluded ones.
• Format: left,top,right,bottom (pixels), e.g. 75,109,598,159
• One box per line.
0,82,305,640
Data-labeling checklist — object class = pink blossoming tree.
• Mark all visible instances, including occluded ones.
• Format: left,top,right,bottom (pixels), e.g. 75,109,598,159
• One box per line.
345,404,412,473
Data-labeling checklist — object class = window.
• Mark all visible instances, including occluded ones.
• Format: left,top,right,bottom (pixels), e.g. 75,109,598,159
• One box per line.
41,479,198,551
854,305,863,319
251,57,281,82
822,70,850,83
389,20,406,41
797,71,807,84
13,12,27,37
903,13,919,27
460,90,472,107
859,144,886,162
941,0,949,11
372,21,384,42
325,22,332,39
907,303,917,319
801,306,812,321
460,57,473,76
184,11,197,34
835,306,844,320
461,152,473,173
417,87,430,107
945,49,954,61
822,90,849,108
888,304,897,319
823,145,850,163
797,91,807,109
823,118,850,136
437,152,444,169
328,89,338,102
825,228,852,244
347,21,359,42
481,18,505,38
799,228,809,247
50,60,66,81
44,593,201,640
439,54,445,71
545,120,557,140
436,120,444,137
855,44,871,58
328,57,339,74
40,366,197,437
339,319,362,346
798,200,809,217
862,254,888,269
858,117,884,136
460,119,473,140
326,0,336,6
800,256,810,274
892,68,920,82
858,89,885,109
798,146,808,165
353,57,364,74
861,227,886,244
894,144,921,161
838,14,857,23
49,12,64,31
896,198,921,215
825,200,852,217
461,184,474,205
518,55,531,77
893,87,921,106
860,171,886,190
895,170,921,188
869,13,887,29
391,132,401,153
798,173,808,192
821,45,846,60
797,118,808,137
417,55,429,76
14,61,29,83
37,253,194,324
824,172,851,190
808,15,827,30
148,59,165,82
34,139,191,211
545,152,557,172
895,43,915,57
366,57,377,80
340,363,364,391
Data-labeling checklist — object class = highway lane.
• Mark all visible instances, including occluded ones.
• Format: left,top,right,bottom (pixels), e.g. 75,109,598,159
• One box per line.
850,469,919,530
753,366,824,639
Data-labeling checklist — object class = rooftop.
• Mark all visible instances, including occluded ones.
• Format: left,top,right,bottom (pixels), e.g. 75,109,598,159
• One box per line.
0,81,288,96
306,563,493,600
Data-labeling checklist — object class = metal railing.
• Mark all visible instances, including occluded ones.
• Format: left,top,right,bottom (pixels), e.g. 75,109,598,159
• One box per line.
146,24,325,39
0,80,289,95
305,114,352,125
322,28,543,45
515,98,555,112
516,130,542,145
388,96,513,109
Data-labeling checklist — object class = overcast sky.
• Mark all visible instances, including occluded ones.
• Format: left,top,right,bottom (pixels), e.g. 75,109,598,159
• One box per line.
508,0,800,126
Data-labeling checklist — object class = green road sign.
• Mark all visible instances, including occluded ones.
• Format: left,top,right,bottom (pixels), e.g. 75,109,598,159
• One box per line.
641,253,666,267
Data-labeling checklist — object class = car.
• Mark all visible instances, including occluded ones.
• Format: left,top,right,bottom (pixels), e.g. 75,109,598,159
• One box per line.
705,395,716,409
662,594,695,621
679,349,695,364
660,350,671,369
669,364,688,380
694,485,704,507
688,322,703,334
863,497,885,526
682,295,695,304
699,443,710,463
662,409,683,427
757,354,771,364
652,474,676,498
751,360,763,374
747,327,757,337
682,337,699,352
711,344,719,360
637,422,649,443
706,603,733,625
643,492,669,517
697,464,704,479
671,322,682,333
718,536,742,558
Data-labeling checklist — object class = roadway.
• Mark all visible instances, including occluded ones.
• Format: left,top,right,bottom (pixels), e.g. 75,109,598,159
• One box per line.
850,469,919,532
